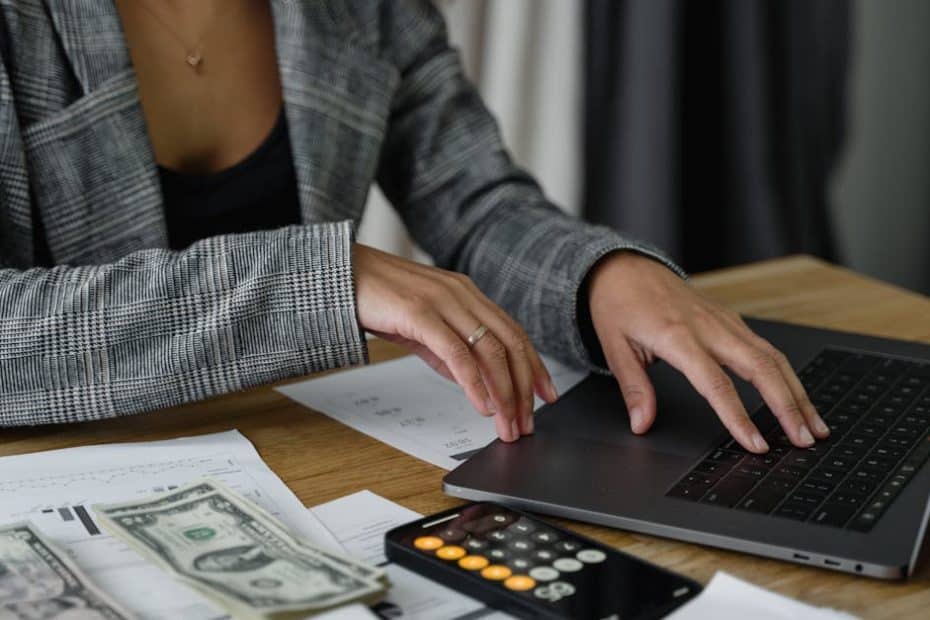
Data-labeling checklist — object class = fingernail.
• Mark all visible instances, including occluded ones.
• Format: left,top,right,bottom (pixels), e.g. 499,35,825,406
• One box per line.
485,399,496,415
753,433,769,453
511,419,521,439
630,407,644,432
799,425,815,446
814,417,830,436
546,379,559,402
525,414,535,434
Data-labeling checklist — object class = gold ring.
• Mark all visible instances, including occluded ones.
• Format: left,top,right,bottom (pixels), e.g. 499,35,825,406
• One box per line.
466,324,490,348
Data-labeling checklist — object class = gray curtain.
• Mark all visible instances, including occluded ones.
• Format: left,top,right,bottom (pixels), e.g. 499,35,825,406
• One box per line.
584,0,850,273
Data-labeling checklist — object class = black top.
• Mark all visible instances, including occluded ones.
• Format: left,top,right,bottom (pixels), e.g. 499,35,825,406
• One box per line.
31,109,302,264
160,108,302,250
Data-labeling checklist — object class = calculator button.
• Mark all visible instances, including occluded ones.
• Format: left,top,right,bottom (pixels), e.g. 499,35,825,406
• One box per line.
414,536,444,551
438,528,466,543
577,549,607,564
508,557,534,572
508,540,534,553
534,581,576,602
487,531,510,542
552,558,583,572
510,520,536,534
480,565,512,581
504,575,537,591
533,550,556,562
458,555,489,571
488,549,510,561
554,541,580,553
529,566,559,582
464,539,488,551
532,531,558,544
436,545,466,560
492,514,509,523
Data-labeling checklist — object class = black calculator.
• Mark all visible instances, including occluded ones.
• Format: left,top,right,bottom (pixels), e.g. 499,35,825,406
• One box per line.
385,502,701,619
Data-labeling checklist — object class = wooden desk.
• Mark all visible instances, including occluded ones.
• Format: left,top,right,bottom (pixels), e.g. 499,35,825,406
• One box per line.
2,255,929,618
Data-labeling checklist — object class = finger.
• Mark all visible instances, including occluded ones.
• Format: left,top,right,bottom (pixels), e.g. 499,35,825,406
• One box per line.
720,314,830,439
737,337,830,439
603,336,657,434
479,300,558,404
404,310,497,426
657,331,769,453
451,274,556,427
471,314,539,435
702,323,815,448
442,279,536,435
435,303,520,439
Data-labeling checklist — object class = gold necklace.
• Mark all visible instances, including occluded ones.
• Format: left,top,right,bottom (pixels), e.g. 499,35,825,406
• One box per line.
136,0,248,71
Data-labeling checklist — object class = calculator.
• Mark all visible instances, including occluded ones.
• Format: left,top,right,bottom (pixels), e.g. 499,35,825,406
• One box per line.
384,502,700,619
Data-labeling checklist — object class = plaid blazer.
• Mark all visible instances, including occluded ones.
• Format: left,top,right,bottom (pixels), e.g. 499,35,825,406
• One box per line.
0,0,681,426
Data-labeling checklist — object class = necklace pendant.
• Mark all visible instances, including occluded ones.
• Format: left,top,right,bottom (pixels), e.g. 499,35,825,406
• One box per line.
186,52,203,69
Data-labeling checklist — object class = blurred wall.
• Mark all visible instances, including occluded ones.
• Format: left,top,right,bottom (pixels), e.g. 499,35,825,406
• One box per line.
831,0,930,293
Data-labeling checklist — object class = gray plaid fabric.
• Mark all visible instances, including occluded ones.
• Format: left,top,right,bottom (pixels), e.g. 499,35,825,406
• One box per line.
0,0,682,426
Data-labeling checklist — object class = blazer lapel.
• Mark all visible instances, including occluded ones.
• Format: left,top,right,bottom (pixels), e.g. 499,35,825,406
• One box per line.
37,0,168,263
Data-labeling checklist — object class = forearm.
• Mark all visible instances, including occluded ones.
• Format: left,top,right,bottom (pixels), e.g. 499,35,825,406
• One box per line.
0,223,366,426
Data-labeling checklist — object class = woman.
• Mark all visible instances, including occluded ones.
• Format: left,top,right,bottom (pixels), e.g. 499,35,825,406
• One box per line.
0,0,828,452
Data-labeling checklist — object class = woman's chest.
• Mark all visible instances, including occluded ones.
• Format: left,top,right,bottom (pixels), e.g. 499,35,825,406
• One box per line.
5,1,400,265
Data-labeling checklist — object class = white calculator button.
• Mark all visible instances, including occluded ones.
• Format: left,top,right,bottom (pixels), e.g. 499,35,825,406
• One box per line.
534,581,576,602
552,558,583,572
493,514,508,522
577,549,607,564
529,566,559,582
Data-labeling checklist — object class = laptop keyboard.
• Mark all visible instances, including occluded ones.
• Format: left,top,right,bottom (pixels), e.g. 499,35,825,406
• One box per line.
667,348,930,531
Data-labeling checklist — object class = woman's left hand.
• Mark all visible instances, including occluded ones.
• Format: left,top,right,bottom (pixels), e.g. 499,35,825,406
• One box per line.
586,251,831,454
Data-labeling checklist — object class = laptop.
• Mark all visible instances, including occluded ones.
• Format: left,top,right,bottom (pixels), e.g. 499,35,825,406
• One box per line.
443,318,930,579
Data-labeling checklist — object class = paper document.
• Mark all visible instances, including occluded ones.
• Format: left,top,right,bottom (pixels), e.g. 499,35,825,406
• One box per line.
309,490,513,620
0,430,339,620
667,571,859,620
277,354,587,469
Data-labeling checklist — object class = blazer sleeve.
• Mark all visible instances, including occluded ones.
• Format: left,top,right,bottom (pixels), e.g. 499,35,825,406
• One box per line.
0,47,366,426
372,0,686,372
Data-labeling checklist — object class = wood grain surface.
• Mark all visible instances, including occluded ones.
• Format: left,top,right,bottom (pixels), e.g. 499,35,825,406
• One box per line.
2,255,929,618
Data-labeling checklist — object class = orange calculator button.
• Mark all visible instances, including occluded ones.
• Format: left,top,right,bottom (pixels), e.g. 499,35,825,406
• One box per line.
504,575,536,591
480,565,512,581
436,545,466,560
413,536,444,551
458,555,489,570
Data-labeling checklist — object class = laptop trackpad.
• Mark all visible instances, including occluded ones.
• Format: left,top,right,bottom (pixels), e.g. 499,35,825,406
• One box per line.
536,364,763,460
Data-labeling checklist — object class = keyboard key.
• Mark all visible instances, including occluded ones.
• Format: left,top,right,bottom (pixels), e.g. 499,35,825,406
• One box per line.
830,493,865,506
694,460,731,476
783,451,818,470
739,485,789,513
702,476,757,508
832,444,867,460
788,491,825,507
741,454,780,469
808,467,846,485
707,450,743,465
800,480,834,495
775,501,815,521
812,503,857,527
772,465,807,481
734,466,768,480
848,511,879,532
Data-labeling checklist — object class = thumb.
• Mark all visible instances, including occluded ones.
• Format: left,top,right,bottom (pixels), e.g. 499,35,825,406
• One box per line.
605,337,657,434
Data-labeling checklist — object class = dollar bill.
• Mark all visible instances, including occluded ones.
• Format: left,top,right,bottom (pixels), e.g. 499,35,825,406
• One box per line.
96,480,385,585
0,522,131,620
94,481,386,619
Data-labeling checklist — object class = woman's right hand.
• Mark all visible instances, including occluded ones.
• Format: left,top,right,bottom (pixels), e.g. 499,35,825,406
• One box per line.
353,244,558,442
